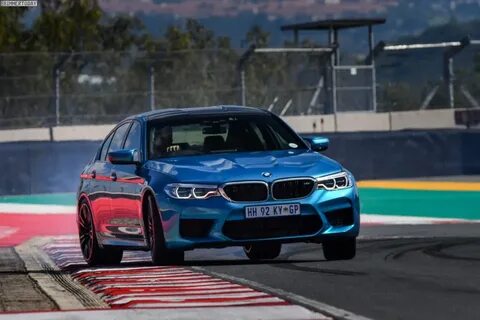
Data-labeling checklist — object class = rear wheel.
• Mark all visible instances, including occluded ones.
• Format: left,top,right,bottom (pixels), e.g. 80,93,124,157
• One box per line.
322,237,356,261
243,243,282,260
78,200,123,266
145,195,184,265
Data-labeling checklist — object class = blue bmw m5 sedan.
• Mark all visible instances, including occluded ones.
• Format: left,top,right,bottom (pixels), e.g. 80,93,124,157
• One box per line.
77,106,360,266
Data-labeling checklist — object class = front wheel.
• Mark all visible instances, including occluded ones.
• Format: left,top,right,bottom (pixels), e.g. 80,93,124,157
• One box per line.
322,237,356,261
145,195,184,265
243,243,282,260
78,200,123,266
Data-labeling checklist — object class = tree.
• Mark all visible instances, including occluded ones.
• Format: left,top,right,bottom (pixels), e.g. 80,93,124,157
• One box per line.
246,25,269,48
0,8,28,51
185,19,215,49
32,0,102,51
100,15,149,51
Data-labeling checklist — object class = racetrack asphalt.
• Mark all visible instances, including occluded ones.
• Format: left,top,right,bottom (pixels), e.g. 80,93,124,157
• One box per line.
186,224,480,320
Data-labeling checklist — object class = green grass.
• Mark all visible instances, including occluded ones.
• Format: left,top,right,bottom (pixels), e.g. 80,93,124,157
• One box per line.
1,189,480,220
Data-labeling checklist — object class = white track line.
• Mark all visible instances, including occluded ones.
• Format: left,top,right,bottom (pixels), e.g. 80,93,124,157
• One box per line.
0,203,75,214
0,305,329,320
362,213,480,225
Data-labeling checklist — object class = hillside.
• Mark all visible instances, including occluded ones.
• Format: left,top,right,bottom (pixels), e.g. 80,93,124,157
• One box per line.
99,0,480,48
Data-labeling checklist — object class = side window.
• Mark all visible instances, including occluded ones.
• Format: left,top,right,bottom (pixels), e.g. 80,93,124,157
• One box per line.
99,133,114,161
124,122,141,150
107,123,130,154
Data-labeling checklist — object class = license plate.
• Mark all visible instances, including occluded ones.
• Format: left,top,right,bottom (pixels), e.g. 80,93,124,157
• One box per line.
245,204,301,219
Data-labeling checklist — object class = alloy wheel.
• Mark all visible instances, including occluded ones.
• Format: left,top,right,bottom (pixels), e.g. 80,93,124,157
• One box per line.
78,203,94,260
147,196,155,248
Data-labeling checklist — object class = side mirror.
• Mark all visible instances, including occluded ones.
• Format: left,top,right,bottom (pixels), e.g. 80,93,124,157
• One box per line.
302,135,329,152
108,149,141,165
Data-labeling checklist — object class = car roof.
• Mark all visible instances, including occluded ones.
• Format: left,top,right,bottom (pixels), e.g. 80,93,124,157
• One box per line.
125,105,270,122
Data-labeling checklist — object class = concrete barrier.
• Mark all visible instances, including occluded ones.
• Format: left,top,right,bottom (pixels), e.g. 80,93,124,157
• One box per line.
53,125,114,141
285,109,461,133
283,115,335,133
0,128,51,143
390,109,460,130
336,112,391,132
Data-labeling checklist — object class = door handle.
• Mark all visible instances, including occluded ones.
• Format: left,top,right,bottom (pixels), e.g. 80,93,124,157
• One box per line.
110,172,117,181
91,170,96,179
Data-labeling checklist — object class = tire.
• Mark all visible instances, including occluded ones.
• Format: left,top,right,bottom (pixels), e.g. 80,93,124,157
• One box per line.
145,195,185,265
322,237,356,261
243,243,282,261
78,200,123,266
100,247,124,265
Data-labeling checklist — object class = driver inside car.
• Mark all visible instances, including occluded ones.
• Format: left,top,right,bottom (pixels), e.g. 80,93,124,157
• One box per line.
151,126,174,158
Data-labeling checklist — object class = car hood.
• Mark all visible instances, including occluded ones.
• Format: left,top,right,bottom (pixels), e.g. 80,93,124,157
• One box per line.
146,149,342,184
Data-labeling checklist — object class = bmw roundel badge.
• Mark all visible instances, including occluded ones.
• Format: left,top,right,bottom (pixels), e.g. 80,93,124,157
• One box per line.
262,172,272,177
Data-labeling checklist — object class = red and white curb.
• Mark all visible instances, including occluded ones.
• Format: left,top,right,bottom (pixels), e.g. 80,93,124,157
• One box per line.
43,237,290,309
24,236,331,320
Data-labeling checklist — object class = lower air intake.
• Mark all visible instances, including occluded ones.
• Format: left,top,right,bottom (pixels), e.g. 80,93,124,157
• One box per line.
222,215,322,240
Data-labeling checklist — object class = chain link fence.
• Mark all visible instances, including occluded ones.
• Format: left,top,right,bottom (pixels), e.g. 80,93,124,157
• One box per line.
0,49,374,129
0,50,241,129
1,48,478,129
376,46,480,112
334,65,375,112
243,51,332,116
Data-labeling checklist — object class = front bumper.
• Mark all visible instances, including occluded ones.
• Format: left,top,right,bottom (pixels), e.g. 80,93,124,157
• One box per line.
156,186,360,250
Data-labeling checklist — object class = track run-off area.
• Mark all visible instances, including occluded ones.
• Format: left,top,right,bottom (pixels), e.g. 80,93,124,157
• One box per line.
1,179,480,320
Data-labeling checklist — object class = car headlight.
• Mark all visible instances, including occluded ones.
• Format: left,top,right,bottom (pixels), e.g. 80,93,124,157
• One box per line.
164,183,220,199
317,172,352,190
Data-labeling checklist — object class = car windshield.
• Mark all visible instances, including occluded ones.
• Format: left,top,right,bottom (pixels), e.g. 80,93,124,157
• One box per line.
147,114,306,159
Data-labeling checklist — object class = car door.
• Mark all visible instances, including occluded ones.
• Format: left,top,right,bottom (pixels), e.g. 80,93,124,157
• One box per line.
87,131,115,231
108,120,146,239
95,122,131,237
